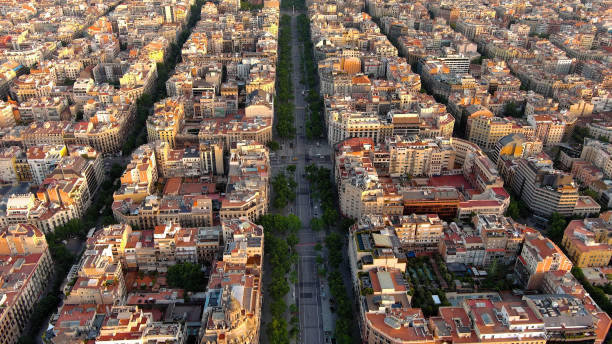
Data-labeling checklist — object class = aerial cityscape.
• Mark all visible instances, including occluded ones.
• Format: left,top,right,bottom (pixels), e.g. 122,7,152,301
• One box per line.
0,0,610,343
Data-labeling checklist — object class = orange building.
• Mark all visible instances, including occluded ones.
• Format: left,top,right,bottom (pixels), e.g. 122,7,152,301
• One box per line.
0,223,48,255
515,233,573,290
342,57,362,74
364,308,435,344
402,188,461,220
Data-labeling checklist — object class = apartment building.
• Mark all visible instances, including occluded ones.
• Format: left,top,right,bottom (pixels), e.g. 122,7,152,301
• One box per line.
0,100,15,129
86,223,132,263
386,136,455,177
113,144,159,204
571,161,603,187
65,145,105,194
119,62,158,100
472,214,534,266
2,192,80,233
37,175,91,218
26,144,67,185
154,222,198,270
337,158,398,219
0,223,50,255
439,221,486,267
154,140,224,178
96,306,185,343
327,111,389,146
196,227,222,263
0,146,101,231
437,299,546,344
439,215,535,267
326,109,454,147
492,133,543,165
0,146,23,184
64,244,126,305
466,109,534,151
219,140,270,222
199,217,263,344
363,308,434,344
118,224,220,273
356,214,444,254
123,229,157,271
580,138,612,179
10,73,55,103
18,97,69,122
147,98,185,148
527,114,566,148
510,157,582,217
515,233,573,290
336,136,508,220
50,304,105,343
541,271,612,344
197,116,273,150
562,217,612,268
523,294,606,344
348,225,407,292
0,224,52,344
19,121,64,148
48,152,104,202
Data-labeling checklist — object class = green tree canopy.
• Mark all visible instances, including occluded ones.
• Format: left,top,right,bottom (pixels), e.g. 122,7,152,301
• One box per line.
310,217,325,231
267,140,280,151
547,212,567,245
167,262,206,292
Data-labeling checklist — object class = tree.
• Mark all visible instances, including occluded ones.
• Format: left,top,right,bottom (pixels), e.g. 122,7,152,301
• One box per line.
266,318,289,344
518,200,530,218
325,232,343,268
286,214,301,233
270,299,286,318
101,216,116,226
328,270,354,343
286,164,296,174
487,258,499,277
267,140,280,151
361,287,374,295
503,102,523,118
258,213,302,235
572,126,591,143
471,56,484,65
322,206,338,227
51,218,86,240
240,0,263,10
547,212,567,245
505,199,520,220
310,217,325,231
271,172,296,209
583,189,599,200
287,233,299,248
339,217,355,231
167,262,206,292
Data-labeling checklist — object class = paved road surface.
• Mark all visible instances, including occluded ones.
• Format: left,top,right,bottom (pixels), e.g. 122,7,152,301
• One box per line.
273,9,332,344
